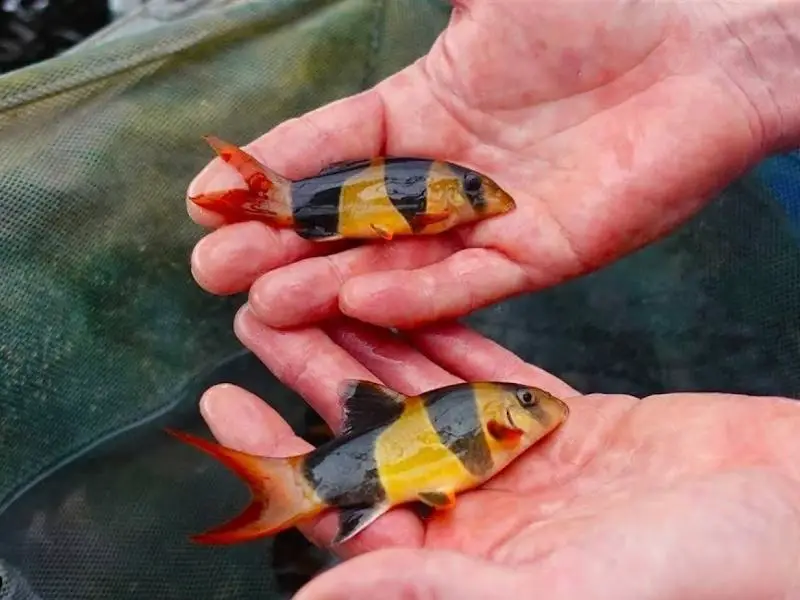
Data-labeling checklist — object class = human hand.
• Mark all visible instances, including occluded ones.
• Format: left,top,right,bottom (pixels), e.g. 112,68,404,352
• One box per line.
196,306,800,600
187,0,800,330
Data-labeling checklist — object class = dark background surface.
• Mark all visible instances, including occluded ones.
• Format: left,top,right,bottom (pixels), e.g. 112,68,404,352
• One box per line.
0,0,111,74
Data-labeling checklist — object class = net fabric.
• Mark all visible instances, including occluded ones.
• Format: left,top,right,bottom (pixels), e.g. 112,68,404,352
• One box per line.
469,164,800,397
0,1,449,597
1,0,799,598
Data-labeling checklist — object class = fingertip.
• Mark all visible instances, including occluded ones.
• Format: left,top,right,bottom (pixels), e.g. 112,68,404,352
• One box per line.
249,260,341,328
198,381,301,454
198,383,247,428
189,222,283,295
189,236,221,295
186,195,227,229
186,151,243,198
339,270,434,329
232,301,258,343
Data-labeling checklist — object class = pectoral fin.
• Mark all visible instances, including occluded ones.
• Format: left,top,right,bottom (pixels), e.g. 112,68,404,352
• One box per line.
411,210,451,232
418,490,456,510
332,503,390,545
487,419,524,445
370,224,394,240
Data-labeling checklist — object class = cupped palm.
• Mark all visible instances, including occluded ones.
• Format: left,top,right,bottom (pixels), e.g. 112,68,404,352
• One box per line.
197,312,800,600
188,0,780,331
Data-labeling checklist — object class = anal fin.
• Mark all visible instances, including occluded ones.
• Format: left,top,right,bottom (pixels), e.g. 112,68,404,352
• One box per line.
370,223,394,240
418,490,456,510
332,503,390,545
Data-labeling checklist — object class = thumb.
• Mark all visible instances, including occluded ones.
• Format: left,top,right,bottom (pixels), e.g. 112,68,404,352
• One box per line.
292,548,528,600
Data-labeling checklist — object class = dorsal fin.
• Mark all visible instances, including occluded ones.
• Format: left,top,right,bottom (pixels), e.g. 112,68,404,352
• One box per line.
338,379,407,436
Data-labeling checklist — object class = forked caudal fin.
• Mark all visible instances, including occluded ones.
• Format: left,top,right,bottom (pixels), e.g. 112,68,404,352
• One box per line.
188,136,293,226
165,429,319,544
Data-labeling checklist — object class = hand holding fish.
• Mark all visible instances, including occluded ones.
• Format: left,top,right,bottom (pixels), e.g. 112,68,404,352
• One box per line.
187,0,800,330
181,313,800,600
180,1,800,596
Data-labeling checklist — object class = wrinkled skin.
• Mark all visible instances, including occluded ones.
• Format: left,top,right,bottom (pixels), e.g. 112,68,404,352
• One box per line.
188,0,799,330
198,313,800,600
184,0,800,598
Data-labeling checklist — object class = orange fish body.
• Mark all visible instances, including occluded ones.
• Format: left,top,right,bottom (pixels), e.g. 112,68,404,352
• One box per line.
188,136,516,241
168,380,569,546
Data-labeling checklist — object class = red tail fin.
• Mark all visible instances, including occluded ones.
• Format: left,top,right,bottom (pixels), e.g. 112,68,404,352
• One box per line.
188,135,293,227
166,429,318,544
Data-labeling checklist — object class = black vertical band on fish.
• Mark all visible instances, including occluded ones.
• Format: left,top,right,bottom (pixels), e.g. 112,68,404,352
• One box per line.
188,137,516,241
421,383,495,478
166,380,569,547
383,157,429,231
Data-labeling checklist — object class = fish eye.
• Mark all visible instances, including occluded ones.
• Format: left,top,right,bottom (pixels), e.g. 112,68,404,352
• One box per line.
516,389,537,407
464,172,482,192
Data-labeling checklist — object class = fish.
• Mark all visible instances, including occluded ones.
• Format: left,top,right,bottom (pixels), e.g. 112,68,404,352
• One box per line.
188,136,517,241
166,379,569,546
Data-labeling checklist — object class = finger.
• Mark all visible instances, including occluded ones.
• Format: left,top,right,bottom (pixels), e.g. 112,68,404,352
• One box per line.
249,236,461,328
339,247,533,329
233,304,378,431
324,319,461,394
189,221,348,295
199,383,422,557
184,70,453,295
404,321,579,398
199,383,310,457
187,198,228,229
293,548,527,600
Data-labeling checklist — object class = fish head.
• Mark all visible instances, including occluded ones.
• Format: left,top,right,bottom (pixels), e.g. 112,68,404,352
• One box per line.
468,171,516,217
489,383,570,449
426,162,516,226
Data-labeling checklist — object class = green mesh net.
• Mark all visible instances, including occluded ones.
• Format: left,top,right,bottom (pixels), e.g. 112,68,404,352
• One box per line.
1,0,799,598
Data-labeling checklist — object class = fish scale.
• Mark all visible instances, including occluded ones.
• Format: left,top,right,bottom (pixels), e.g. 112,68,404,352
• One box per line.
188,136,517,241
166,379,570,546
